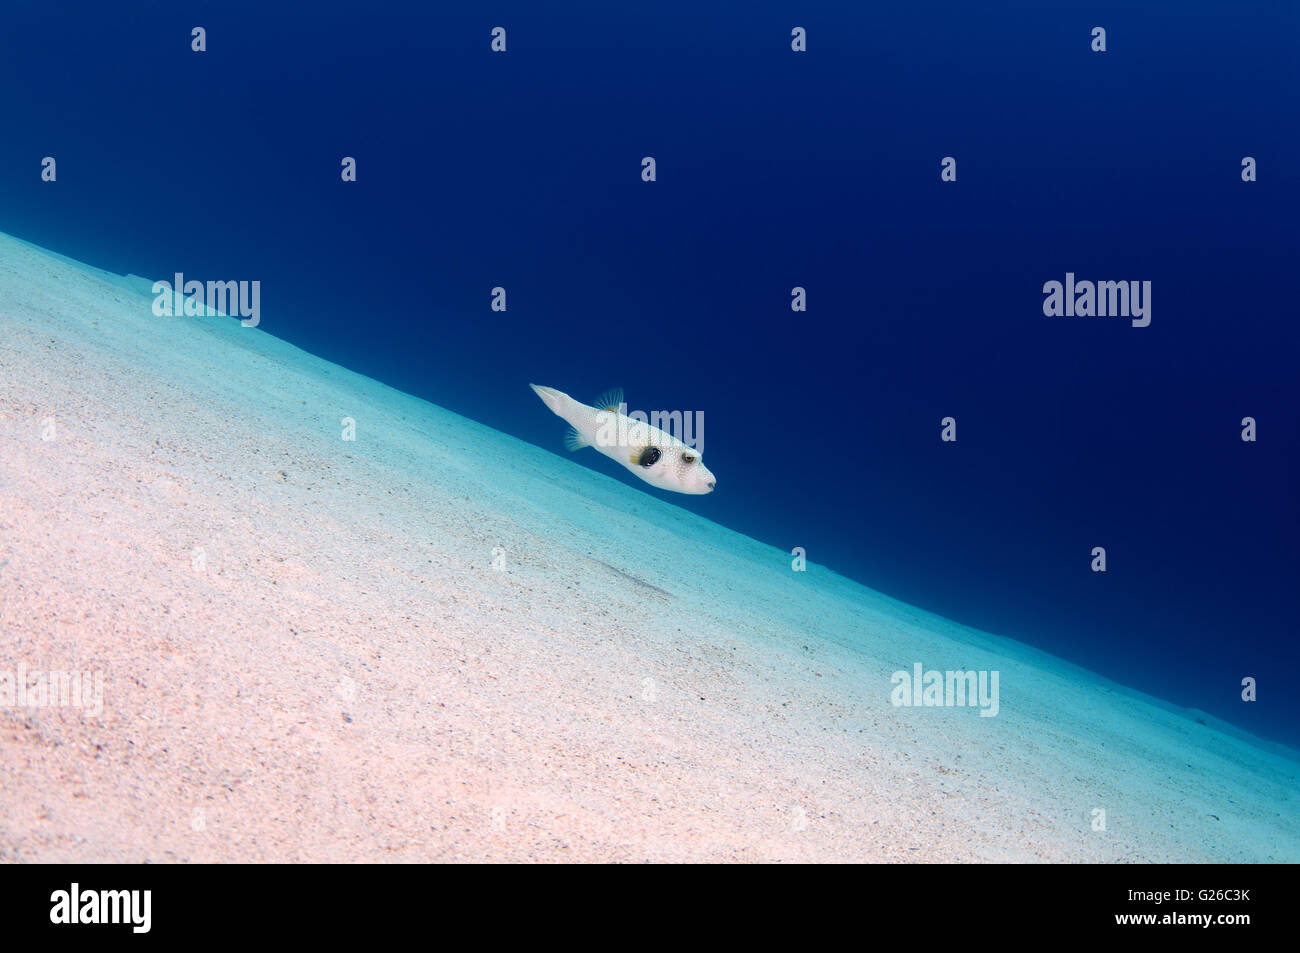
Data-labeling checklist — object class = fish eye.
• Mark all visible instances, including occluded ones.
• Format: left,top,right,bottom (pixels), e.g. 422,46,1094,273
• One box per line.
638,447,661,467
681,453,696,464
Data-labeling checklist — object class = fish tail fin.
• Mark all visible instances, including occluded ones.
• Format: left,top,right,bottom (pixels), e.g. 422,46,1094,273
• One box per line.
529,383,569,417
563,427,589,452
532,384,589,449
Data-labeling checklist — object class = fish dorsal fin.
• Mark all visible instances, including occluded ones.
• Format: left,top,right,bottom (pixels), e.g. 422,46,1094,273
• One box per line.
564,426,589,452
592,387,624,413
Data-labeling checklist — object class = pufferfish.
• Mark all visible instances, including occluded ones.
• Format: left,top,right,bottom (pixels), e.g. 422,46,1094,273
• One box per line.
530,384,716,495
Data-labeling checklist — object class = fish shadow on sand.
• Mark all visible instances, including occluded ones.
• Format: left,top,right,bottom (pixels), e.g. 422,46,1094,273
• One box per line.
588,557,673,603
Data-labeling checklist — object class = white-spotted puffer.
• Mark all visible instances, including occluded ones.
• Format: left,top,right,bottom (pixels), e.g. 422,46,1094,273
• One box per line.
530,384,716,495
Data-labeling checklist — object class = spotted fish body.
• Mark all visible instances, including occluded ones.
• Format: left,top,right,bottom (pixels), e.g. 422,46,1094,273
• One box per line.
530,384,716,495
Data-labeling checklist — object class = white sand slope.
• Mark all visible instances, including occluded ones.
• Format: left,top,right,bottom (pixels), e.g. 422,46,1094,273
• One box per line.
1,229,1296,863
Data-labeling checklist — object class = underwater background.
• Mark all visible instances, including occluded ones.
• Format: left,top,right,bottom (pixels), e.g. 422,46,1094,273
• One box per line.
2,0,1296,746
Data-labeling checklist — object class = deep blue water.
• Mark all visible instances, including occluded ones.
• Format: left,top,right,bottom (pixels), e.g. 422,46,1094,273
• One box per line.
2,2,1296,747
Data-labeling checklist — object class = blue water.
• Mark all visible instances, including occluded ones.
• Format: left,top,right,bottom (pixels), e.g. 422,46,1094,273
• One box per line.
2,1,1296,747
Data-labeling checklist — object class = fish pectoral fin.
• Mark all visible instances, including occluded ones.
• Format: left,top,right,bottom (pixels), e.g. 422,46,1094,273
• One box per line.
592,386,624,413
631,446,661,467
564,427,590,452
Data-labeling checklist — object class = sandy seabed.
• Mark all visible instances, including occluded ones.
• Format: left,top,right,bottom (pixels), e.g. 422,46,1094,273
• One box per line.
1,231,1297,863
